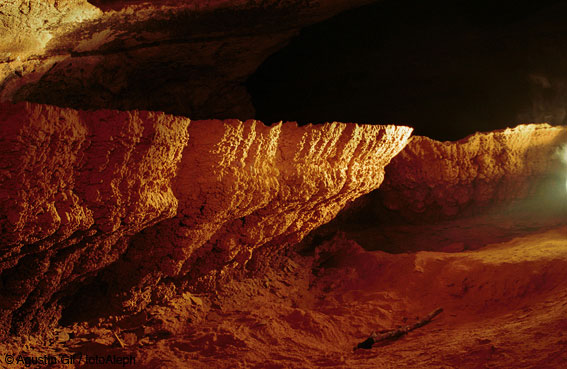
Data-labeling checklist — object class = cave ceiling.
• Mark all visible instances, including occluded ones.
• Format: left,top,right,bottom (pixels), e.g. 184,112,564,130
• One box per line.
0,0,375,118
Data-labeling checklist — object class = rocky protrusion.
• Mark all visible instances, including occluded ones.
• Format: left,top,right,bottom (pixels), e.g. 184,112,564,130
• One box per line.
0,102,190,335
0,102,412,335
102,119,413,310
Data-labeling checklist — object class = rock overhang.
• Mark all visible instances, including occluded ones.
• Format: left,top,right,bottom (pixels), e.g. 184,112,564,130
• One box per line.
0,0,376,118
0,101,412,335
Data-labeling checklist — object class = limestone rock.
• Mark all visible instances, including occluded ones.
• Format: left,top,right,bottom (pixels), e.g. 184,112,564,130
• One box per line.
0,102,190,335
110,119,412,298
0,102,412,335
377,124,567,221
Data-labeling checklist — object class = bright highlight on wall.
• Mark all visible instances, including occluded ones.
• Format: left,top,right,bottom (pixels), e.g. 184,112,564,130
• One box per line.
558,144,567,192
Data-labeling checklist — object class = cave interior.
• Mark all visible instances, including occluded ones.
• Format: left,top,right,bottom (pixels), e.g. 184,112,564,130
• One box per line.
1,0,567,368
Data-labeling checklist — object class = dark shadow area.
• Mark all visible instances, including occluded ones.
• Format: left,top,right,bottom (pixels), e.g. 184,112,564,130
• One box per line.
87,0,156,11
248,0,567,141
59,278,111,327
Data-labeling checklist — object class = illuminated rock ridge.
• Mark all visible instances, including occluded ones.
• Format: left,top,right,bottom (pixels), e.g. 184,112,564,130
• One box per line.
0,102,412,335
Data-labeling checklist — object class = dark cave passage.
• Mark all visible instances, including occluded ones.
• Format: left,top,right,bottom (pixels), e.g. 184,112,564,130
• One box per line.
247,0,567,141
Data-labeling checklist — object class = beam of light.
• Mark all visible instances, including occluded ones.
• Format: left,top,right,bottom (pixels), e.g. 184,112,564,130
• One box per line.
558,144,567,192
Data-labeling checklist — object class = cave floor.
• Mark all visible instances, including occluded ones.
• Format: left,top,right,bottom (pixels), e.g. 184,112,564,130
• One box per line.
3,226,567,369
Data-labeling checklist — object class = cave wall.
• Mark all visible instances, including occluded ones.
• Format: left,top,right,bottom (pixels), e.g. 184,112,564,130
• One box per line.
299,124,567,256
0,102,191,336
2,0,567,344
375,124,567,222
0,102,412,335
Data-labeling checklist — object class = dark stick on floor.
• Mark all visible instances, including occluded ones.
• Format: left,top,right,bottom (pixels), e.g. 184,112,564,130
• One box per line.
353,307,444,351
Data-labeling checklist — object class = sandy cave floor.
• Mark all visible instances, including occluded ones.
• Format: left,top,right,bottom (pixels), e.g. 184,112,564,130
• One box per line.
3,226,567,369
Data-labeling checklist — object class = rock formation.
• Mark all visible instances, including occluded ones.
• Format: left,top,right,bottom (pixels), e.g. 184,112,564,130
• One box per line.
3,2,567,368
0,101,412,336
0,102,192,336
302,124,567,255
0,0,374,119
377,125,567,221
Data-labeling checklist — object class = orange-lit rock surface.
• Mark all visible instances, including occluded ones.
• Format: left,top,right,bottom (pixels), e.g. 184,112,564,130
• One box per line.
0,102,191,336
2,104,567,368
0,0,373,118
111,119,412,297
378,124,567,221
147,227,567,369
0,102,412,336
146,227,567,368
305,124,567,256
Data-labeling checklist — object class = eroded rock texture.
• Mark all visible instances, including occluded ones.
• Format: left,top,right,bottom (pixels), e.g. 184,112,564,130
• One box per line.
103,119,412,314
377,125,567,221
0,0,374,119
0,102,191,336
301,124,567,258
0,102,412,335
